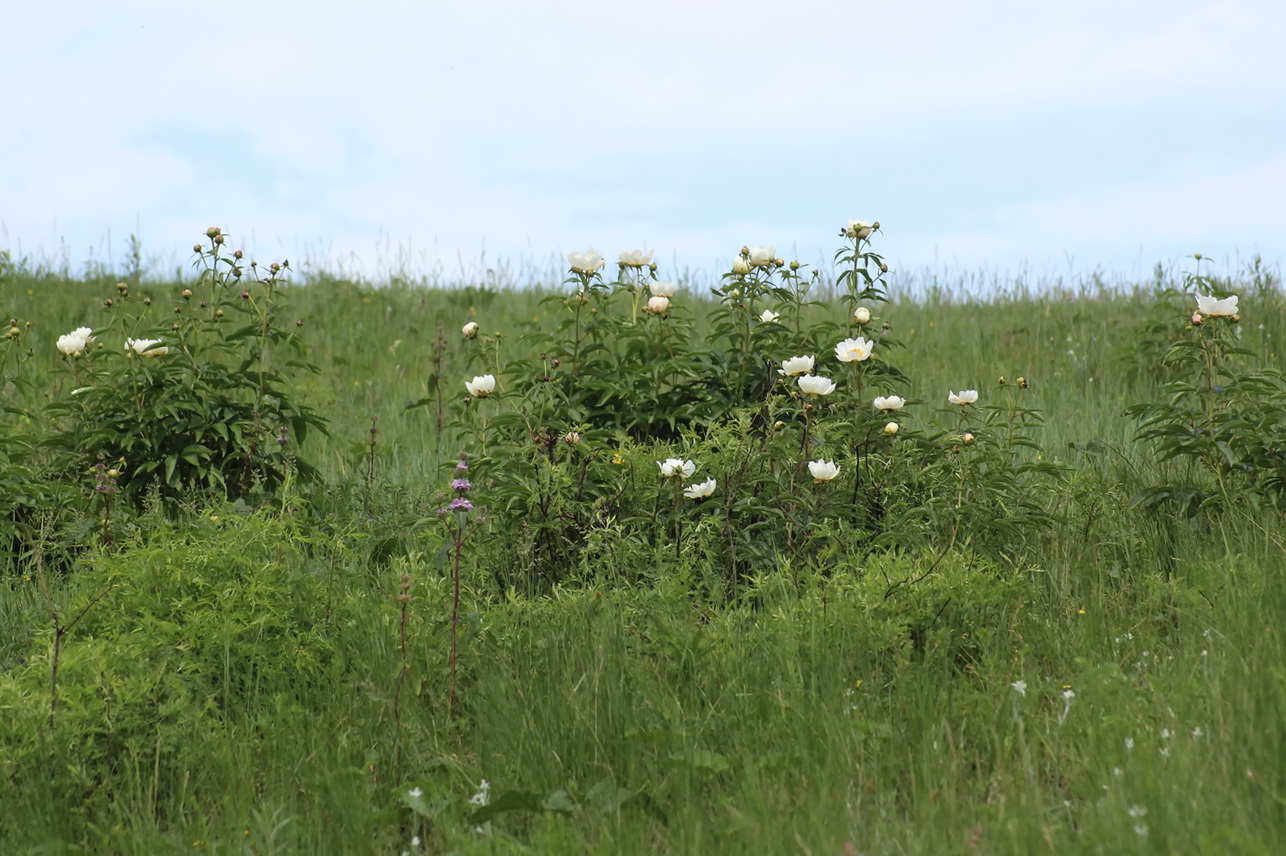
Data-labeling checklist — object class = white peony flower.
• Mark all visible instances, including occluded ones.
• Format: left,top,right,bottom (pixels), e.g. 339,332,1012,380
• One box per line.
778,355,815,376
646,295,670,314
619,248,654,267
873,395,905,411
845,220,873,239
834,336,874,363
807,459,840,482
683,477,717,499
759,309,780,323
1195,293,1238,317
731,256,751,275
465,374,496,397
798,374,836,396
56,326,94,356
568,249,605,274
948,389,978,406
462,321,479,338
125,337,168,357
853,306,871,324
658,458,696,479
650,281,677,298
749,245,776,267
883,421,899,435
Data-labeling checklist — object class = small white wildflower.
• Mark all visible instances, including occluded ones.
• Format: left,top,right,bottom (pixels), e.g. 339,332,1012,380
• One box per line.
1010,680,1026,697
469,779,491,807
408,787,423,798
1125,737,1134,750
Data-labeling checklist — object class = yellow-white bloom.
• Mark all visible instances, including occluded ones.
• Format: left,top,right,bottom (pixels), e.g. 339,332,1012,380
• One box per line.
749,245,776,267
683,477,717,499
948,389,978,406
779,355,815,376
647,296,670,314
883,421,899,435
56,326,94,356
1195,293,1238,317
465,374,496,397
873,395,905,411
853,306,871,324
650,281,677,298
845,220,873,239
462,321,479,338
808,459,840,482
834,336,874,363
568,249,605,274
760,309,780,323
731,256,751,275
125,337,168,357
798,374,836,396
658,458,696,479
619,248,654,267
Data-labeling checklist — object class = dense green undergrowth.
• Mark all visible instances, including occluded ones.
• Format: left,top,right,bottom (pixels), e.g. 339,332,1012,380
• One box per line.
2,235,1285,853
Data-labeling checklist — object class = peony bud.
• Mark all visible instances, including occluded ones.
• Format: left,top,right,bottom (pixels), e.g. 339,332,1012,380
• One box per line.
962,432,975,444
884,421,899,435
854,306,871,325
1192,312,1204,325
462,321,479,338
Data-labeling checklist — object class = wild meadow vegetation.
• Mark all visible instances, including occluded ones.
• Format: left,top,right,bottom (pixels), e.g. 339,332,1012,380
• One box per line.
2,224,1285,854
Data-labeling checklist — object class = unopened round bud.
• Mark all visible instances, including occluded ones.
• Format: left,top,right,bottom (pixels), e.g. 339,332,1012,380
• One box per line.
649,262,658,272
962,432,975,444
790,260,800,271
232,267,242,278
182,289,192,298
880,263,889,273
206,226,220,238
143,297,151,306
774,258,784,267
193,244,203,253
104,298,113,307
854,306,871,324
562,431,581,445
872,221,880,230
240,291,250,300
107,468,119,477
116,281,128,292
884,421,899,436
6,326,19,338
233,249,243,259
551,358,560,367
296,319,304,327
1018,377,1028,389
172,322,180,329
1231,313,1241,323
1192,312,1204,325
270,262,281,273
773,420,785,429
740,246,750,256
215,309,224,317
214,234,225,245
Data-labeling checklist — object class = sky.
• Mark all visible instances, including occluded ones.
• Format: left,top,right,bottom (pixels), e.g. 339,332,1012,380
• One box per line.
2,0,1284,288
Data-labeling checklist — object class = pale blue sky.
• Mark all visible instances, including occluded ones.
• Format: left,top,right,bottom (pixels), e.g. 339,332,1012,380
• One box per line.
2,0,1283,286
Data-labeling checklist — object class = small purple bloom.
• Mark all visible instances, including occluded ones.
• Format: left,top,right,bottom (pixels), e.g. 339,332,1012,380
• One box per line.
451,478,471,492
447,497,474,512
456,459,469,471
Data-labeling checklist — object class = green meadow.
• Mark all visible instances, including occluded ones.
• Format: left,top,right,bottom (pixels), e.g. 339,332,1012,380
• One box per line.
2,237,1284,855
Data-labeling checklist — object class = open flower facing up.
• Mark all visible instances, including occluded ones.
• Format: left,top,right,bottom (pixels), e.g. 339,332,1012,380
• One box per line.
798,374,836,396
650,281,677,298
779,355,815,376
749,245,776,267
683,477,717,499
853,306,871,324
56,326,94,356
731,256,751,275
1196,293,1239,317
759,309,780,324
465,374,496,397
873,395,905,411
844,219,873,239
462,321,479,338
835,336,874,363
125,337,168,357
568,249,605,274
647,296,670,314
808,459,840,482
658,458,696,479
619,248,654,267
949,389,978,406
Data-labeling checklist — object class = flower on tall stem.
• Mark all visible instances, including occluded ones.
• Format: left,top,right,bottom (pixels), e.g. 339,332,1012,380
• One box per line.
568,249,605,274
873,395,905,411
798,374,836,397
948,389,978,406
465,374,496,397
683,477,717,499
619,248,654,267
1195,293,1238,317
807,459,840,482
834,336,874,363
779,355,815,377
125,337,168,357
749,245,776,267
658,458,696,479
853,306,871,325
731,256,751,275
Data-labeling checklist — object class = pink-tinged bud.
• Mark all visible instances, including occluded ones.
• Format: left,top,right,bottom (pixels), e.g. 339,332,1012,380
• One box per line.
962,432,975,444
182,289,192,298
1191,312,1203,325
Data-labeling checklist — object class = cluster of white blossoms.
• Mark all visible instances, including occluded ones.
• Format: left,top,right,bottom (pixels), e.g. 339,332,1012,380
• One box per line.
56,326,95,356
657,457,717,499
648,280,677,315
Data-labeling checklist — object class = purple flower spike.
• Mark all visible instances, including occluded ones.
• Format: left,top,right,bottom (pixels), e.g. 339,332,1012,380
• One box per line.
448,497,474,512
451,478,471,492
456,459,469,471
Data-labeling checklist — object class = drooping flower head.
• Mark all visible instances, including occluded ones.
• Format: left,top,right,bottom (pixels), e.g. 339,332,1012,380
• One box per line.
873,395,905,411
465,374,496,397
1195,293,1238,317
650,281,677,298
834,336,874,363
798,374,836,396
807,459,841,482
658,458,696,479
619,248,654,267
568,249,605,274
683,478,717,499
778,355,815,376
948,389,978,406
125,338,168,357
56,326,94,356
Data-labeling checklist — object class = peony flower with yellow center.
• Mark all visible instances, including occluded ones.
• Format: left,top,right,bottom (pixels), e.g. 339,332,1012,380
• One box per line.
834,336,874,363
465,374,496,397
